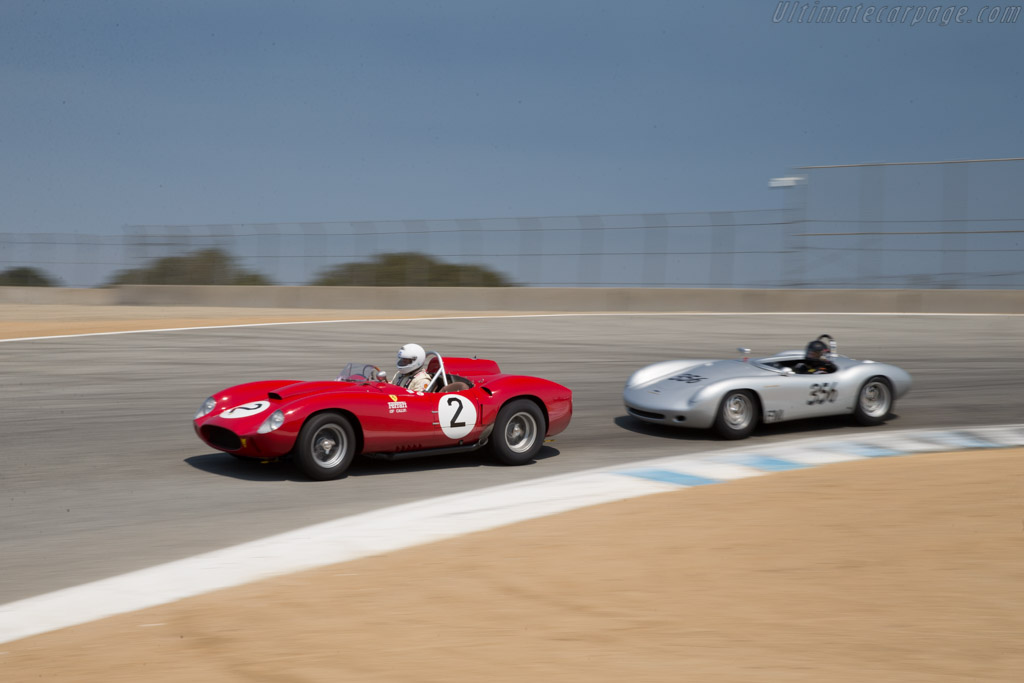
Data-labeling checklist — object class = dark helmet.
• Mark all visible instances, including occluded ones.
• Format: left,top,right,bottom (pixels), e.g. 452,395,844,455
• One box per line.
805,339,828,361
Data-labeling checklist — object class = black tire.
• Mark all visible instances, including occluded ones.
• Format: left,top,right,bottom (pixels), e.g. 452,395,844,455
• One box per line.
490,399,546,466
854,376,892,426
712,390,758,440
294,413,356,481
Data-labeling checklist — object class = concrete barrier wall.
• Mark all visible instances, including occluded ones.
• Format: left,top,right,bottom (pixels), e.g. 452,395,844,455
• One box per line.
2,285,1022,314
0,287,119,305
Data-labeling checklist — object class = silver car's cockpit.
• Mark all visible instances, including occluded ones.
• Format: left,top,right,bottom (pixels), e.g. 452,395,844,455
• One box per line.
745,334,843,375
751,354,807,374
750,354,849,374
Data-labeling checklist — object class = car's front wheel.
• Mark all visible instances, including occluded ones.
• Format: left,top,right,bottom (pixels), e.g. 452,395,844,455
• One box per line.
295,413,356,481
713,390,758,439
490,399,545,465
854,377,892,426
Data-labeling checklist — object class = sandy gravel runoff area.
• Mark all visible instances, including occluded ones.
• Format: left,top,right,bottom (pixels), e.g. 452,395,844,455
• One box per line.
2,305,1022,681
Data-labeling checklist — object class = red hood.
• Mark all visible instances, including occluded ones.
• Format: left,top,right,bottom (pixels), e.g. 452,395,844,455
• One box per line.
268,380,368,401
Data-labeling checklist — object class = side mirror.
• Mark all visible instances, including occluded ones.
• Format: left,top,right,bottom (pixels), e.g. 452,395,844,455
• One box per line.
782,367,795,376
377,370,388,381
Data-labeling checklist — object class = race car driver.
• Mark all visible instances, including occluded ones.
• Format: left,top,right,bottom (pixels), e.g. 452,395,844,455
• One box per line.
395,343,432,391
795,337,838,374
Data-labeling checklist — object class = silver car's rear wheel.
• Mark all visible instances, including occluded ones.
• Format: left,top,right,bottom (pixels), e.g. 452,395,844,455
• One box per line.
713,390,757,439
854,377,892,426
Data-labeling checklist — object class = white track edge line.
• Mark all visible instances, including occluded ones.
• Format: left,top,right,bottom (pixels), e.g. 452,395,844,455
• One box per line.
3,310,1022,343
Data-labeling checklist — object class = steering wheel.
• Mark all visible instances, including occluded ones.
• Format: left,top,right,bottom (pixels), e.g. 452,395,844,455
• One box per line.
347,365,384,382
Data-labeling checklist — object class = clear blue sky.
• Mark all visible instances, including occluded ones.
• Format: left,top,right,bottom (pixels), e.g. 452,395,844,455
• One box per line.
2,0,1022,236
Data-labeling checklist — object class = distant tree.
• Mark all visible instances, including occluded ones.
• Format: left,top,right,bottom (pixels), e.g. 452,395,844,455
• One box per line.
311,252,513,287
106,248,273,286
0,266,59,287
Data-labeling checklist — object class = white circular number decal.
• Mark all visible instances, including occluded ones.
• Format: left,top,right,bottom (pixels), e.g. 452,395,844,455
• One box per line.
438,394,477,440
220,401,270,419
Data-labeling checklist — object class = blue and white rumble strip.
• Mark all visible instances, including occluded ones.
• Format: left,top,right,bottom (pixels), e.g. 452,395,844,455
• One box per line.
1,424,1021,645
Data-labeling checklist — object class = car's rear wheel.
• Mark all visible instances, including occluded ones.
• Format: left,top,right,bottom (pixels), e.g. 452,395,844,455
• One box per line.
854,376,892,426
295,413,356,480
713,390,757,439
490,399,545,465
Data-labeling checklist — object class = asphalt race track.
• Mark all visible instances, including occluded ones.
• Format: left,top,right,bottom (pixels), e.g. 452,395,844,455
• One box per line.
2,313,1022,605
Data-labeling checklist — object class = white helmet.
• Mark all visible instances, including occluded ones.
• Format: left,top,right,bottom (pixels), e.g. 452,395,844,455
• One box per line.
396,343,426,375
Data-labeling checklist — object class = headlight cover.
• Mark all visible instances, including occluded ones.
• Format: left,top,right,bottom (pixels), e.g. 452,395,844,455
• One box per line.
195,397,217,420
258,409,285,434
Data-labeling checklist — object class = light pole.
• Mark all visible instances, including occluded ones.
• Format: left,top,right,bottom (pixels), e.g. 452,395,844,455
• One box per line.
770,174,807,288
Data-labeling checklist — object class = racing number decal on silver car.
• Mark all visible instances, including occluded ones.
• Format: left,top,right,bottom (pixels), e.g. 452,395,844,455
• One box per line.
669,373,706,383
438,394,477,440
807,383,838,405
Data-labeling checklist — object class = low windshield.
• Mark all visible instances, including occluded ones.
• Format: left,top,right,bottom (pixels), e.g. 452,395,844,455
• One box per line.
334,362,383,382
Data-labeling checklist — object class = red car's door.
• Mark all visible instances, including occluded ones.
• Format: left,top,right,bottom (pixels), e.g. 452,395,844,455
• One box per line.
358,384,486,453
357,384,438,453
429,389,486,447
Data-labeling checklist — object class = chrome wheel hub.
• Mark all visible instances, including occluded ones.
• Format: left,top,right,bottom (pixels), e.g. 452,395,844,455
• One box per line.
505,412,538,454
312,425,346,468
724,394,752,429
860,381,890,418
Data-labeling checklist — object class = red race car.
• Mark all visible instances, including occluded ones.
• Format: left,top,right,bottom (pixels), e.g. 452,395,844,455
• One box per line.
193,351,573,480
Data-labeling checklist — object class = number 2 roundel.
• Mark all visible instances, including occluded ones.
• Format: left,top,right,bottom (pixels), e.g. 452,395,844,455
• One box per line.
220,401,270,419
438,394,477,440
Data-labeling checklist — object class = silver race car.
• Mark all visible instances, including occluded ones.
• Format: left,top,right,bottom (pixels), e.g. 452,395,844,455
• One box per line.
623,335,911,439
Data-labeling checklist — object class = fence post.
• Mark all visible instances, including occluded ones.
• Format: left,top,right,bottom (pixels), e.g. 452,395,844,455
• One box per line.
577,215,604,286
517,217,541,286
710,212,735,288
942,163,969,289
641,213,668,287
859,165,884,287
456,219,482,285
